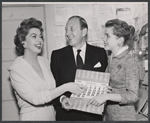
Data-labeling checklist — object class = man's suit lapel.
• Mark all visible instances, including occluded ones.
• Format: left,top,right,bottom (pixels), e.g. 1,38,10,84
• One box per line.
84,44,94,69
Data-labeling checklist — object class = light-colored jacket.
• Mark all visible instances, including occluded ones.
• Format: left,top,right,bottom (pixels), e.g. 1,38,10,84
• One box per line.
8,56,56,113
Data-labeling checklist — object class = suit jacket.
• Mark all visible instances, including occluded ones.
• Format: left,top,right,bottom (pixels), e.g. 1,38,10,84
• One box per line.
50,43,108,121
8,56,56,119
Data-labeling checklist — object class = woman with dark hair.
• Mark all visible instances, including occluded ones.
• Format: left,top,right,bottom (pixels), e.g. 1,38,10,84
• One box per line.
8,17,86,121
87,19,140,121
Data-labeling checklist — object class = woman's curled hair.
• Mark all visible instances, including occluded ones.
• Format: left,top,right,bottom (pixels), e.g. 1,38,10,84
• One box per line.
14,17,43,56
105,19,134,46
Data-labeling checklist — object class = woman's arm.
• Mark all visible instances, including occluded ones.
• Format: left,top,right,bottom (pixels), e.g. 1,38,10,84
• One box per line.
10,71,84,106
87,58,140,106
119,58,140,104
49,83,85,101
87,93,122,106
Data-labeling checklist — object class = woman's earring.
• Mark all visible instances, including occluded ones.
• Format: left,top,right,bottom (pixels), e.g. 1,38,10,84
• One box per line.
24,45,27,49
22,42,27,49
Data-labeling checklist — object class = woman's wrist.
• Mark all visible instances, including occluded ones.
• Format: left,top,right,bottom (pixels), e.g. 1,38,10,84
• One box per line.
62,83,69,92
104,93,122,102
105,93,110,101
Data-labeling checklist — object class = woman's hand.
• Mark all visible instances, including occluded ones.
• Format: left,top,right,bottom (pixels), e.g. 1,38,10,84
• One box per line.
86,94,109,107
65,82,87,95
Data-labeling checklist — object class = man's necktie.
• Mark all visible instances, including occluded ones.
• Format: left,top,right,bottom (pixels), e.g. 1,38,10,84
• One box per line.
76,49,83,69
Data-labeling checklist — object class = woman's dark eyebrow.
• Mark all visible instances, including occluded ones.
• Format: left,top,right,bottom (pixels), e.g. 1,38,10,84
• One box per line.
30,33,37,36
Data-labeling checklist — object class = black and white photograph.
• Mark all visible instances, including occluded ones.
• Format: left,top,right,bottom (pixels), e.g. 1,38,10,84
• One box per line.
2,2,148,121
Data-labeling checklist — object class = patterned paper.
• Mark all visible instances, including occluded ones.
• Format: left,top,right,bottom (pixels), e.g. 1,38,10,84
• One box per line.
70,69,110,115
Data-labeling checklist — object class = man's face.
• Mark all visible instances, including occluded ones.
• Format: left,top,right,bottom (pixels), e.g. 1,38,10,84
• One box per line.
65,18,85,49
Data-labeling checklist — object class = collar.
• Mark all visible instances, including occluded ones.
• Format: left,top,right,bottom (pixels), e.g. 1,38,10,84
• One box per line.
114,45,129,57
110,45,129,60
72,42,86,53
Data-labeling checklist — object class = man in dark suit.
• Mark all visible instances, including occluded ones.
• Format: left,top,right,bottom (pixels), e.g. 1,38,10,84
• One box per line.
50,16,108,121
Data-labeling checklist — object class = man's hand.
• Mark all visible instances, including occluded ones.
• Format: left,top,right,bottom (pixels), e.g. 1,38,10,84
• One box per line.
105,86,112,93
61,96,72,111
